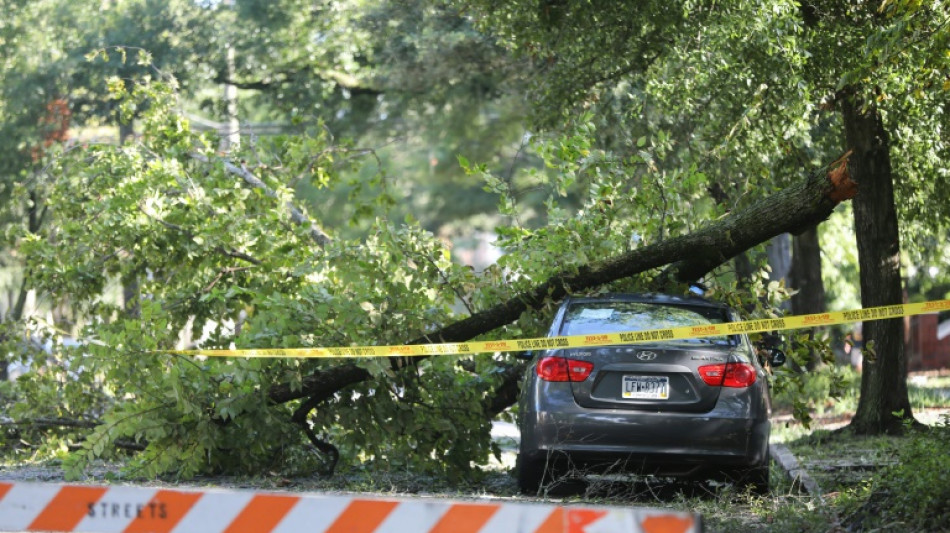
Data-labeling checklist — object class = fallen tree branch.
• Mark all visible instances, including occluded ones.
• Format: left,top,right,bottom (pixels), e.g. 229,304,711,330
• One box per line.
142,207,263,266
291,395,340,476
484,360,531,418
268,363,370,406
190,153,333,247
260,156,856,476
268,155,856,405
1,417,146,452
2,417,99,430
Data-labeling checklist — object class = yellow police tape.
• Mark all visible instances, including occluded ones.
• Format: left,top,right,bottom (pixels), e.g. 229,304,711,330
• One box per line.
168,299,950,359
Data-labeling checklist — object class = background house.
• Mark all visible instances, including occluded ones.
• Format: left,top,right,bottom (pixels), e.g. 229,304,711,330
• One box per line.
906,313,950,371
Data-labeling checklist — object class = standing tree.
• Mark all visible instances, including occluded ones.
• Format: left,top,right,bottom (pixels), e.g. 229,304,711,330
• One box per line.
461,0,950,434
799,0,950,433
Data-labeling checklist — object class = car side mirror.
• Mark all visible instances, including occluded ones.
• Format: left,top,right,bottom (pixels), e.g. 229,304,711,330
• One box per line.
769,349,786,368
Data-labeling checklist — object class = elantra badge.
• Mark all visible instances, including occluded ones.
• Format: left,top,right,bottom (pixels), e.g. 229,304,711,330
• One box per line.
637,351,658,361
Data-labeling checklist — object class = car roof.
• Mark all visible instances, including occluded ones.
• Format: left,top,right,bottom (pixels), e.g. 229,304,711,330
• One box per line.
563,293,730,310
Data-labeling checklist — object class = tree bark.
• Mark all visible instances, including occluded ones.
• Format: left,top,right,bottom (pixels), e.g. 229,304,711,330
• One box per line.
840,97,914,434
268,362,370,405
268,157,858,406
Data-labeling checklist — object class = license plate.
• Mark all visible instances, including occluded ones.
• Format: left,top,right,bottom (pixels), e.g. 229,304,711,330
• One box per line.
622,375,669,400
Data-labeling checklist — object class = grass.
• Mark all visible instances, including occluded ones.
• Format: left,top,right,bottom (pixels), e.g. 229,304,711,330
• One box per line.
722,366,950,532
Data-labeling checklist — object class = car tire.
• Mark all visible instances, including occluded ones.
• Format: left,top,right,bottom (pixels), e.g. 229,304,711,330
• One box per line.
717,449,771,495
735,451,771,495
515,454,545,495
746,462,770,495
516,452,585,495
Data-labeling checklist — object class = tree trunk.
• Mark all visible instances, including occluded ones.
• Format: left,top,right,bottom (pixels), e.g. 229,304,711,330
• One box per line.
268,157,858,405
119,122,134,144
840,97,914,434
788,226,827,370
733,251,757,289
268,156,858,473
4,192,48,380
789,227,825,315
122,273,141,319
118,123,141,318
222,42,240,152
767,233,792,288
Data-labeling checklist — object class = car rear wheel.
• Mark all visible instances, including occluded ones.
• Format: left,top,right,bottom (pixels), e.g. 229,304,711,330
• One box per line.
721,451,770,495
516,452,587,495
515,454,545,494
741,462,770,495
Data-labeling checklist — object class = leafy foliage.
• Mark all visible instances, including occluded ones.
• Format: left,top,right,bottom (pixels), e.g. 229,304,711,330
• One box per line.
2,0,949,486
5,74,501,478
0,0,539,480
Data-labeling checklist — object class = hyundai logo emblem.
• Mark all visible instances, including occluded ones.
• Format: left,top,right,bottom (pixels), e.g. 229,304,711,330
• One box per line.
637,351,658,361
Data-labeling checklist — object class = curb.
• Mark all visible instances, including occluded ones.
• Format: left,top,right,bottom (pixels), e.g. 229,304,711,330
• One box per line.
0,481,702,533
770,443,823,498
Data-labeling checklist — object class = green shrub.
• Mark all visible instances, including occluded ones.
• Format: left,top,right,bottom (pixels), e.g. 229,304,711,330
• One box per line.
855,421,950,530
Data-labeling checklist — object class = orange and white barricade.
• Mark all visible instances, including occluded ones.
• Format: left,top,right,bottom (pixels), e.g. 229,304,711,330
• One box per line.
0,481,701,533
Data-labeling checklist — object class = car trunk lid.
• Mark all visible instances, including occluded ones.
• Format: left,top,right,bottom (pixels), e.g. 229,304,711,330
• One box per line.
565,344,735,413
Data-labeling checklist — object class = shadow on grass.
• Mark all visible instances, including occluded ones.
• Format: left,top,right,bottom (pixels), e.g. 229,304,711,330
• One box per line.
538,474,727,502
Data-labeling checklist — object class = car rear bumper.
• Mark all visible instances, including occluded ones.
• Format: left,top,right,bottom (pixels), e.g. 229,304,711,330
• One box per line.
519,383,770,474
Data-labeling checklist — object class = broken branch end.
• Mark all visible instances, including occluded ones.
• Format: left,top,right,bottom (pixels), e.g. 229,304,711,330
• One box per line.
828,149,857,202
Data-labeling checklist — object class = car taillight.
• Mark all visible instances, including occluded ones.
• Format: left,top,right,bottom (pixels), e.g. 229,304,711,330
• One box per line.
698,362,757,388
536,356,594,382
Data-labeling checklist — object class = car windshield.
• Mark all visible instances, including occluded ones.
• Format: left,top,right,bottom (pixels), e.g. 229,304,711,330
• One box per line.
561,301,736,345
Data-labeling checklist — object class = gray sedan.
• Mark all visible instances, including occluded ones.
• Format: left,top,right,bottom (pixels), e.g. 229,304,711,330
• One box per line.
516,293,785,494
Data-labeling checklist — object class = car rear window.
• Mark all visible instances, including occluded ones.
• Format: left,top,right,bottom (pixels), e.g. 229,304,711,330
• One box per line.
561,301,735,345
